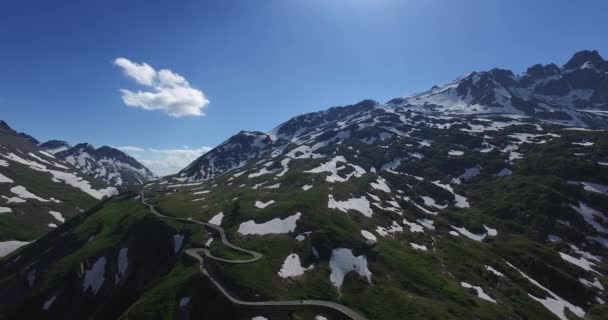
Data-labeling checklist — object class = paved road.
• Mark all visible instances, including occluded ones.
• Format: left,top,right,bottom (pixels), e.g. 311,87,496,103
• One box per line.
140,190,368,320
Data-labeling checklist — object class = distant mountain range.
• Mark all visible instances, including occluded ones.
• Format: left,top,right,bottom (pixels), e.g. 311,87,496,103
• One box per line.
41,142,156,187
0,120,118,246
0,120,156,247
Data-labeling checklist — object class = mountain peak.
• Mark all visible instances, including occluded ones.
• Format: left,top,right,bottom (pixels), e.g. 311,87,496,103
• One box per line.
55,144,156,186
525,63,560,77
563,49,604,70
40,140,71,154
0,120,11,131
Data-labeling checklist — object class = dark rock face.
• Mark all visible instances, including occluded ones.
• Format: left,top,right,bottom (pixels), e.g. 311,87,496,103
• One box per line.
563,50,604,70
0,121,39,145
39,140,70,151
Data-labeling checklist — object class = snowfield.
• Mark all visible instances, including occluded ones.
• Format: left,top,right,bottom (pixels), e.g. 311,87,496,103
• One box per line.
0,240,30,257
329,248,372,289
328,195,373,217
238,212,301,235
0,172,13,183
10,185,58,203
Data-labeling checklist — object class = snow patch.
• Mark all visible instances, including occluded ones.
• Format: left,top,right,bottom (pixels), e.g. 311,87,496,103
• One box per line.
255,200,275,209
370,176,391,193
361,230,377,242
277,253,314,278
179,297,191,307
448,150,464,156
461,282,496,303
49,211,65,223
208,212,224,226
506,261,585,320
173,234,185,254
376,220,404,236
570,202,608,234
305,156,366,183
10,186,59,203
82,256,106,294
402,219,424,233
559,252,599,274
410,243,428,251
328,195,373,217
115,247,128,284
417,218,435,230
451,226,486,242
485,265,504,277
42,295,56,310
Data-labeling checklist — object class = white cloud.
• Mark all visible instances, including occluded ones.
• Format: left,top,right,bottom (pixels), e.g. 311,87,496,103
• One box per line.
119,146,212,177
114,58,210,117
114,146,145,153
114,58,156,86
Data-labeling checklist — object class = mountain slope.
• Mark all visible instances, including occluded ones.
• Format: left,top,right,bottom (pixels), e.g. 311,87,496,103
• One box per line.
0,121,118,252
157,105,608,320
52,143,156,187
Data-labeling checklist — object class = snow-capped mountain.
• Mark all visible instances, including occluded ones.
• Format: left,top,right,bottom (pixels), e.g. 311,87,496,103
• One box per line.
0,120,118,246
53,143,156,187
178,50,608,182
388,50,608,127
179,130,276,181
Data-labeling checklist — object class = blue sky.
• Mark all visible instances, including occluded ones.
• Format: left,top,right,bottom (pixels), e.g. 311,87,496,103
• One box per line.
2,0,607,175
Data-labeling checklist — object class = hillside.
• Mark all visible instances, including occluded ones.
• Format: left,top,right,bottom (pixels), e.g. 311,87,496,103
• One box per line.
0,121,118,253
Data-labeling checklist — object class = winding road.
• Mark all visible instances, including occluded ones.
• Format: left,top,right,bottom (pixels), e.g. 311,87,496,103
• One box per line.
140,190,368,320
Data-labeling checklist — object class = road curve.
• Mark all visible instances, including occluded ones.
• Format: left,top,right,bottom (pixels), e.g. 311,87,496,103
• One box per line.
141,195,263,263
140,190,368,320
